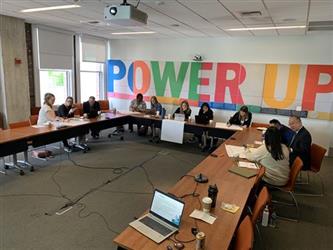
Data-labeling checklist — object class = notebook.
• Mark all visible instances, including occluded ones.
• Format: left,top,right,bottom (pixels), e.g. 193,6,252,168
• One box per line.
129,189,185,243
228,165,258,178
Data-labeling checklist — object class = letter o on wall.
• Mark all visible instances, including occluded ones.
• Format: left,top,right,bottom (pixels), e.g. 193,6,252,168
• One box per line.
128,61,151,95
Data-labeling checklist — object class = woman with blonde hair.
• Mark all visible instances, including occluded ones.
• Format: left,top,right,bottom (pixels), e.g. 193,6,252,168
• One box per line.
37,93,70,152
37,93,58,125
173,100,192,120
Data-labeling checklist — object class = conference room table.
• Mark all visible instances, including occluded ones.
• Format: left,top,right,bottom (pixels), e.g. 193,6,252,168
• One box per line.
114,127,262,250
0,112,262,249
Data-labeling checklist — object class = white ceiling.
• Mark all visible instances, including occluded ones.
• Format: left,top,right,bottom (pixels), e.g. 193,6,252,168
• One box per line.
1,0,333,39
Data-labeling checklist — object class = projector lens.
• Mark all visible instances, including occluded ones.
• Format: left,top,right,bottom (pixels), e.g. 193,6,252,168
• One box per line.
110,7,117,15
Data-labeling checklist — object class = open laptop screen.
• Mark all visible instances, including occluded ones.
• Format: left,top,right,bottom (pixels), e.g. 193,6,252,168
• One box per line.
150,190,185,227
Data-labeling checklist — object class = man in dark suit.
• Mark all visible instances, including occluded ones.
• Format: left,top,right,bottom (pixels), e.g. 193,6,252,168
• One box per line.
269,119,295,146
83,96,101,139
288,116,312,170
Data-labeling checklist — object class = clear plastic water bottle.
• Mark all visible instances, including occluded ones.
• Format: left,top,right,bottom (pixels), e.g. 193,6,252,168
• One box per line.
261,205,269,227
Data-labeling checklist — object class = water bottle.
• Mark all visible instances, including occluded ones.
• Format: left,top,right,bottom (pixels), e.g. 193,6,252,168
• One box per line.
261,205,269,227
208,184,218,208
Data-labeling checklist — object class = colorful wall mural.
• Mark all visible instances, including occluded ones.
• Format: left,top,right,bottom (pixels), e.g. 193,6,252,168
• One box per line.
107,60,333,121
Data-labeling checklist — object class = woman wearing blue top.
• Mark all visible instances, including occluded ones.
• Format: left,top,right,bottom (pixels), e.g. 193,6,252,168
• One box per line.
150,96,163,116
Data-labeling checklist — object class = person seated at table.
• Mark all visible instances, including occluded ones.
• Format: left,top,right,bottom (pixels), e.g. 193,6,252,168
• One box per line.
173,100,192,120
58,96,77,119
150,96,163,116
228,105,252,128
195,102,214,148
198,102,213,123
129,93,147,133
83,96,101,139
244,126,290,187
37,93,71,152
146,96,165,137
269,119,295,146
288,116,312,170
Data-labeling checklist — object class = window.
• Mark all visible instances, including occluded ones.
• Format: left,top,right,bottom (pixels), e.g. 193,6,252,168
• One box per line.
80,62,104,102
39,70,71,105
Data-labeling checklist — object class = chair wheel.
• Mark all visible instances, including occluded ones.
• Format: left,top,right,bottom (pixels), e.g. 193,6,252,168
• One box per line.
108,134,111,138
19,170,25,176
4,165,9,169
83,150,87,153
120,136,124,140
30,166,34,172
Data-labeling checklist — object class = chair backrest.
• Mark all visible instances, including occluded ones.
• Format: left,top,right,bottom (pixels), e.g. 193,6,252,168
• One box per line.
74,103,83,116
98,100,110,111
234,215,253,250
251,186,270,224
254,167,265,188
9,120,31,129
310,144,327,173
251,122,270,128
284,157,303,191
29,115,39,125
31,106,41,115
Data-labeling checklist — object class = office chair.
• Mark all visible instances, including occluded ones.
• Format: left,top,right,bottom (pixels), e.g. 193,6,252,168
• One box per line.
296,143,327,197
269,157,303,222
233,215,254,250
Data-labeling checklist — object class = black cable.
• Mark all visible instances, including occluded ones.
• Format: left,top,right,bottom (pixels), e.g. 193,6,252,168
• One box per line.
138,165,156,191
54,153,160,212
66,153,128,174
135,0,141,8
51,162,74,203
76,203,120,235
0,193,63,199
173,231,196,243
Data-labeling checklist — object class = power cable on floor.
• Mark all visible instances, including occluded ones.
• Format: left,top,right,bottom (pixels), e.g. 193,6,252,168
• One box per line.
66,152,129,174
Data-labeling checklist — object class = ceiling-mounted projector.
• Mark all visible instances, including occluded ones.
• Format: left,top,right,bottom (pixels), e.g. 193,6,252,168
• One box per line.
104,1,148,26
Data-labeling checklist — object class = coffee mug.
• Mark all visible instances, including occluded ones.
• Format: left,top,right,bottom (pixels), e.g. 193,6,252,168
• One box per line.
202,197,213,213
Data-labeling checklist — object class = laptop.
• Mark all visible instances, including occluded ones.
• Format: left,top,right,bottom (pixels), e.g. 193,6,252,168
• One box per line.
174,113,185,121
129,189,185,243
195,115,209,125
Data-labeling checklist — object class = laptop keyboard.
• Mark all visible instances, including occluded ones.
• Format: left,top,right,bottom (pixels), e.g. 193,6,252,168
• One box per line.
139,216,173,236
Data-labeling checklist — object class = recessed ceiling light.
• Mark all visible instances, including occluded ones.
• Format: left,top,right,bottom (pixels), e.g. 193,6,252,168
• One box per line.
111,31,156,35
227,25,306,31
21,4,80,13
171,24,180,27
282,18,297,22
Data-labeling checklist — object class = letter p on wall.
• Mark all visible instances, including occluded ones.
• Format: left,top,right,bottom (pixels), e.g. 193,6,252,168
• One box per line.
302,65,333,110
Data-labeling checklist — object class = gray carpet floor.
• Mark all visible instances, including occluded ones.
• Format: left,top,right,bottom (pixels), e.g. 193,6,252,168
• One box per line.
0,130,332,250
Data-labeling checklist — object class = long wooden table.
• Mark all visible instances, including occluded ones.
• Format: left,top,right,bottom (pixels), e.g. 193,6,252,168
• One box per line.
114,128,262,250
0,112,260,249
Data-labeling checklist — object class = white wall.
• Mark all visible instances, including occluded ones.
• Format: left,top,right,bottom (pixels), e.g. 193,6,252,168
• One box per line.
109,35,333,152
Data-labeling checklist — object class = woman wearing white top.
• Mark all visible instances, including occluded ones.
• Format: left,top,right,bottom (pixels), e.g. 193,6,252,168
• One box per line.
37,93,58,125
37,93,71,151
244,127,290,186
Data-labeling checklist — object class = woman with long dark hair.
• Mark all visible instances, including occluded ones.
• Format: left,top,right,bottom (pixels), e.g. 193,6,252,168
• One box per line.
244,127,290,186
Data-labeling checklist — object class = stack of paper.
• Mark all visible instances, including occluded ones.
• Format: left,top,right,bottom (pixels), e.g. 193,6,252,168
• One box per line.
225,145,247,158
215,122,243,131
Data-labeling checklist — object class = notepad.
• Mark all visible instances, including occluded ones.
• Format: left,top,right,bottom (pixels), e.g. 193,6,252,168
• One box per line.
189,209,217,224
228,166,258,178
238,161,258,169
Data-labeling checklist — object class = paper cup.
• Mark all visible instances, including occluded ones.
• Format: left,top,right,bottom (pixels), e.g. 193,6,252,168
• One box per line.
156,111,160,117
83,113,88,119
168,114,171,119
202,197,212,213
